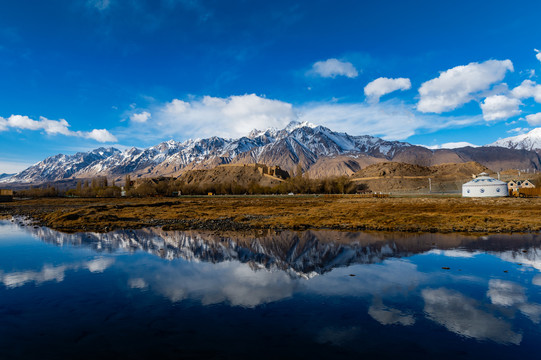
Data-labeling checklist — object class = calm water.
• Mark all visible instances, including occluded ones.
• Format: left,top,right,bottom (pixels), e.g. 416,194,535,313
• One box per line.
1,219,541,359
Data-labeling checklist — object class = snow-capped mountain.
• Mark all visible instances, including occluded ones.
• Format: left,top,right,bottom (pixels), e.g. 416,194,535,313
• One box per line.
490,128,541,151
3,122,541,185
1,122,411,184
7,147,121,184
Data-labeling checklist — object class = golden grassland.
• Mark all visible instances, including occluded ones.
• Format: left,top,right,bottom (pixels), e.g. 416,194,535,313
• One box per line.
1,195,541,234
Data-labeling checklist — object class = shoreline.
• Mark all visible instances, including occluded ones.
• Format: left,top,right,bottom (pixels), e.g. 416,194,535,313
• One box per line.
1,195,541,234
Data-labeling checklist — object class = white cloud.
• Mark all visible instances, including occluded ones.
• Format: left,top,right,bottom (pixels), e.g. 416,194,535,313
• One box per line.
480,95,522,121
138,94,296,140
424,142,479,150
364,77,411,102
84,129,117,142
417,59,514,113
6,115,72,135
0,115,117,142
511,80,541,103
310,58,358,78
130,111,151,123
536,49,541,64
526,113,541,126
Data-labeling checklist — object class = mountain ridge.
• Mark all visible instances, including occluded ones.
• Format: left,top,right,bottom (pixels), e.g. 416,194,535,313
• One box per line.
2,122,541,185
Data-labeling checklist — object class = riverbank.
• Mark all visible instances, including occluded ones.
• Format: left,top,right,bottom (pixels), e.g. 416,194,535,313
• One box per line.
1,195,541,233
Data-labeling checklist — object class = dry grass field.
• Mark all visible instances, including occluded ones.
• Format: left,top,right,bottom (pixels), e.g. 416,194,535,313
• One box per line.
2,195,541,234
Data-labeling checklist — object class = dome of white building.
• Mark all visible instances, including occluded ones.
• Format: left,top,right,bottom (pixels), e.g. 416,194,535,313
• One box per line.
462,172,508,197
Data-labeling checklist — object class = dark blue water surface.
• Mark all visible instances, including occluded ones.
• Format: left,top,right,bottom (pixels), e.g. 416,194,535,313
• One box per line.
1,218,541,359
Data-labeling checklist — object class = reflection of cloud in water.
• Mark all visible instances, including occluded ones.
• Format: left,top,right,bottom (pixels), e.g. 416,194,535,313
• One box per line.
533,275,541,286
306,259,424,297
315,327,361,346
488,279,541,324
126,257,425,309
128,278,148,289
0,264,67,288
495,248,541,271
86,258,115,273
0,257,115,289
368,298,415,326
487,280,526,306
422,288,522,345
518,303,541,324
425,249,477,258
130,261,296,308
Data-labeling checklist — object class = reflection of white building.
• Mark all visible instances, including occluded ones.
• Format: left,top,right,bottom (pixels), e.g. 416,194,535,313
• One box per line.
462,173,508,197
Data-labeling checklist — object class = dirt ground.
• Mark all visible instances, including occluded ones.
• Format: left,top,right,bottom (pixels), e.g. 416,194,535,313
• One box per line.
1,195,541,234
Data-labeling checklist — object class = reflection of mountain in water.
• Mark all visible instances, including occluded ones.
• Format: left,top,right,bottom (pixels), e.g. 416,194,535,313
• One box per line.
28,225,541,277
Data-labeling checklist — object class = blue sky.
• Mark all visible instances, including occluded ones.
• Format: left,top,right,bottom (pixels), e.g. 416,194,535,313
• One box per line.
2,0,541,172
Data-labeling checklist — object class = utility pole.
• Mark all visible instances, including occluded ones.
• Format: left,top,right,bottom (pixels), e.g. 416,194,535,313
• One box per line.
428,178,432,193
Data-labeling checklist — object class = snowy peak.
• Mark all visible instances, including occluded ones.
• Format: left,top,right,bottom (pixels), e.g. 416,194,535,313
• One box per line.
284,120,317,132
490,127,541,151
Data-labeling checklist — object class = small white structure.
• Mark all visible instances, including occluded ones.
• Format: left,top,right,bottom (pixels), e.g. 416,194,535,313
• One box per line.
462,173,508,197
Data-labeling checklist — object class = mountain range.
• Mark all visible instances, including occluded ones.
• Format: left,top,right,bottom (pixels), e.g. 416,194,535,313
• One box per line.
2,122,541,185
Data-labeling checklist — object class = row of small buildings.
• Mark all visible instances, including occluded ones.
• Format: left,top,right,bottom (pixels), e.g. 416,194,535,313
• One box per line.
462,173,536,197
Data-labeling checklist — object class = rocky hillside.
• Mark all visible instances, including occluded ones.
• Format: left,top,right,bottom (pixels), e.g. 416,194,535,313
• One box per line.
351,161,491,193
177,164,286,188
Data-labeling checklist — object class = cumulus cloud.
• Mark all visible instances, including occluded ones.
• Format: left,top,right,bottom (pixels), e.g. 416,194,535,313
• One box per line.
364,77,411,102
536,49,541,64
137,94,295,140
417,60,514,113
511,80,541,103
480,95,522,121
526,113,541,126
85,129,118,142
0,115,117,142
130,111,151,123
310,58,358,78
422,287,522,344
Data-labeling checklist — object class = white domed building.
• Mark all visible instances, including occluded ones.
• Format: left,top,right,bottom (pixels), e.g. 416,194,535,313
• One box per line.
462,173,508,197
